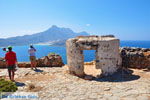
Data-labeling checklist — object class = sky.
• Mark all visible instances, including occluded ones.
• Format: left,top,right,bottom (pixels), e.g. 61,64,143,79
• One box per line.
0,0,150,40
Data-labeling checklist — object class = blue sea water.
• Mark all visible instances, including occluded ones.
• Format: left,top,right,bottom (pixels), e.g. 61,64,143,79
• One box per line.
0,41,150,64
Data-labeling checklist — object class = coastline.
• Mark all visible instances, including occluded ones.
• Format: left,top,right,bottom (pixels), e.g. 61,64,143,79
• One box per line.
0,40,150,48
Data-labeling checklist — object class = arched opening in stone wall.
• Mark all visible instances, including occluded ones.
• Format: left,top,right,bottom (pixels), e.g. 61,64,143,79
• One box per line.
83,50,101,77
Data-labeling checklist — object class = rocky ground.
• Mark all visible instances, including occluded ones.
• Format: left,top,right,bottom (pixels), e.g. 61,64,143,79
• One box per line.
0,65,150,100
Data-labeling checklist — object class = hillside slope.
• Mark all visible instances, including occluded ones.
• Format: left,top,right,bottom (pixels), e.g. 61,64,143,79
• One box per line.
0,25,89,47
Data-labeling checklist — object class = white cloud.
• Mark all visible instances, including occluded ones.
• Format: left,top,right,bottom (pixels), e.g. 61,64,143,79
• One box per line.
86,24,91,27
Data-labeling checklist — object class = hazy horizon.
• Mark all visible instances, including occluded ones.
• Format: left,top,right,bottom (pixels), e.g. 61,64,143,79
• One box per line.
0,0,150,40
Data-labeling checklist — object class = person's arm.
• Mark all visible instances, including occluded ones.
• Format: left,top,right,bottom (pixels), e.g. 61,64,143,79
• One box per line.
33,47,36,52
5,53,7,61
5,53,8,66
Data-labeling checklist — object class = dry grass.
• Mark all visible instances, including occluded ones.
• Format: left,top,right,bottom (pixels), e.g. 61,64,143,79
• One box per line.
27,83,42,92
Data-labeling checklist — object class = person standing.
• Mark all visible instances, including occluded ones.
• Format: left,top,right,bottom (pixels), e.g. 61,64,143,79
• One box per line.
5,46,17,81
0,48,7,61
28,45,37,70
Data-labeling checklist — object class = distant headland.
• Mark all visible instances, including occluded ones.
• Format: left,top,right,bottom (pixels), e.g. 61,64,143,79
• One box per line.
0,25,89,47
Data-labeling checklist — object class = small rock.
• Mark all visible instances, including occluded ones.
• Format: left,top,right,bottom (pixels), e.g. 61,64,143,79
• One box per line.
104,87,111,91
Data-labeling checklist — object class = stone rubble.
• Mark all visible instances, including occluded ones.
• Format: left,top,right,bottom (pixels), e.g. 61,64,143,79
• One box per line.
121,47,150,69
37,53,64,67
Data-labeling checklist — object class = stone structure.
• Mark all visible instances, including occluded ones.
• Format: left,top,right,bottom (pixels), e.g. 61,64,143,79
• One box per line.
66,36,122,77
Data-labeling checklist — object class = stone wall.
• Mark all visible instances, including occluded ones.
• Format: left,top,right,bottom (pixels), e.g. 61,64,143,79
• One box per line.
121,47,150,69
0,53,64,68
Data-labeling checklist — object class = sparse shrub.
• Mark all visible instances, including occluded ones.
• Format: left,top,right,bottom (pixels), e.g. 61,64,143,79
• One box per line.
28,83,35,90
0,79,18,92
48,52,56,56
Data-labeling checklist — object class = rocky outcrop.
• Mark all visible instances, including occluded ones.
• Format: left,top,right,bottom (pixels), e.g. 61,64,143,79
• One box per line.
121,47,150,69
0,53,64,68
18,62,31,68
36,53,64,67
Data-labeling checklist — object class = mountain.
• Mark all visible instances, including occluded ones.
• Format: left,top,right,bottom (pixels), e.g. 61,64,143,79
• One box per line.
0,25,89,47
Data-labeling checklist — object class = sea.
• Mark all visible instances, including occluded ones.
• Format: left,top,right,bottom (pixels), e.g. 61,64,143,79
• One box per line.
0,41,150,64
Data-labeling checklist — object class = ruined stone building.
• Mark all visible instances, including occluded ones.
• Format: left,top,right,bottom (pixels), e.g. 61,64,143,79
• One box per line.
66,36,122,77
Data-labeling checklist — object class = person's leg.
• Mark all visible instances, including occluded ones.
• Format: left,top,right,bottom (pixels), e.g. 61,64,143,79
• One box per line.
33,56,37,69
31,61,34,69
34,62,37,69
11,70,15,81
33,62,35,68
8,69,11,80
30,56,34,69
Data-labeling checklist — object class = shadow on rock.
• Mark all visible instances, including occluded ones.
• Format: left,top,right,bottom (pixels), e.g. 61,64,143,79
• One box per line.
15,82,25,87
93,68,140,82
